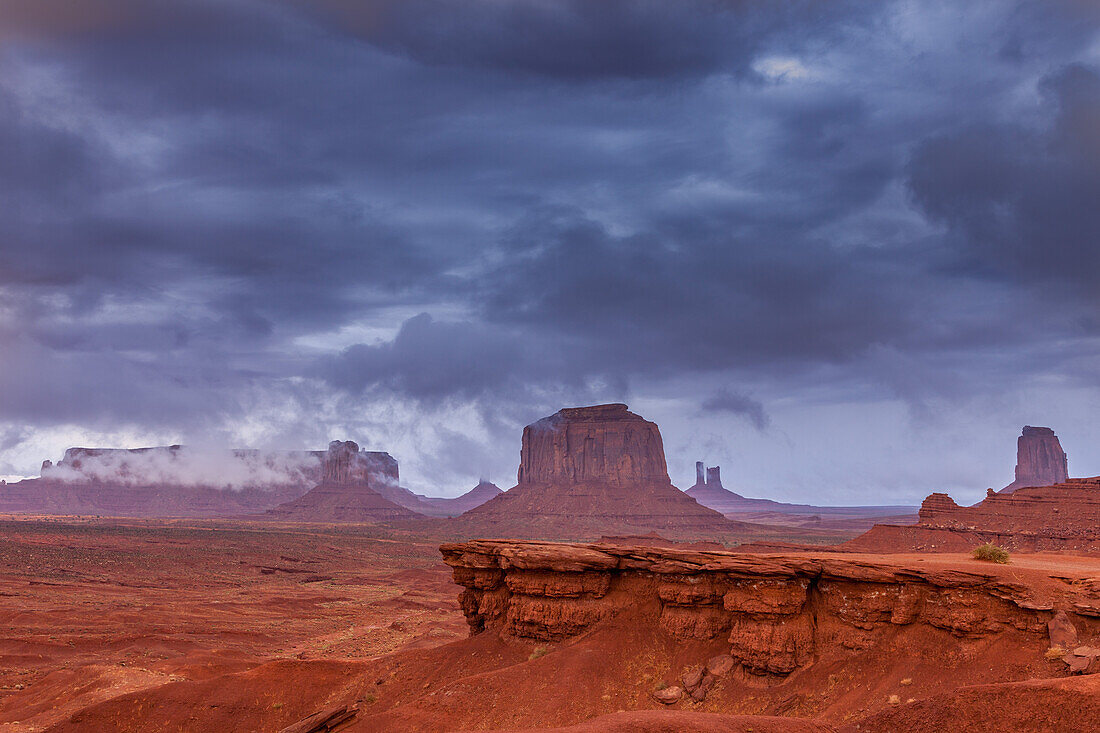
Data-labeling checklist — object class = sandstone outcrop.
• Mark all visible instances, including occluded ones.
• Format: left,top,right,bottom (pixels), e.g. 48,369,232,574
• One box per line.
847,478,1100,553
442,539,1100,681
1001,426,1068,493
265,441,419,522
440,404,749,541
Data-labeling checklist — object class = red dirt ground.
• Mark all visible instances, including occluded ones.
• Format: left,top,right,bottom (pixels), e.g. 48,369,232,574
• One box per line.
0,516,465,732
2,517,1098,732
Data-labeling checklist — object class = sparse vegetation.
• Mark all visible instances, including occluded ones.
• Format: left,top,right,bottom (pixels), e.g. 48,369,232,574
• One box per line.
363,693,377,704
528,645,549,661
900,678,913,686
887,694,901,705
654,681,668,691
971,543,1010,564
1046,646,1067,661
272,702,283,710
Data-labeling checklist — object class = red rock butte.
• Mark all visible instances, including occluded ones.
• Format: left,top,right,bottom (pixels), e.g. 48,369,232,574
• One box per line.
1001,425,1068,493
443,404,753,541
265,440,420,522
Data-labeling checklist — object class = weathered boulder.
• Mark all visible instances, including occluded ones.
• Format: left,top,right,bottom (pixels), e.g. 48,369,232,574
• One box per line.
706,654,735,677
681,665,704,691
651,686,683,704
1049,610,1079,650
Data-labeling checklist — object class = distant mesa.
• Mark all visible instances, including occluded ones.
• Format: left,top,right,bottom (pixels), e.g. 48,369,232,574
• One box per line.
0,439,502,521
440,403,753,541
0,445,325,518
684,460,915,532
419,479,503,517
265,440,420,522
1000,425,1068,493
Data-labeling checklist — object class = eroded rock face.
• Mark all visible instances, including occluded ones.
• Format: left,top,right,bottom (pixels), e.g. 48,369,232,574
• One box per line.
442,540,1100,677
320,440,399,487
862,478,1100,553
1002,426,1068,493
517,404,668,486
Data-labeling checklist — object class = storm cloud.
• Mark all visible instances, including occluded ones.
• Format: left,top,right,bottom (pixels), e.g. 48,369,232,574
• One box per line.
1,0,1099,502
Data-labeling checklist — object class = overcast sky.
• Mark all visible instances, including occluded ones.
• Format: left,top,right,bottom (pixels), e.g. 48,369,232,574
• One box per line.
1,1,1099,504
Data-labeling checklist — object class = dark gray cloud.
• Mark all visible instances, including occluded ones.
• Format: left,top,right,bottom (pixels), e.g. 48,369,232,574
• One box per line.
320,313,530,401
701,390,770,431
303,0,857,81
908,64,1100,299
1,0,1100,499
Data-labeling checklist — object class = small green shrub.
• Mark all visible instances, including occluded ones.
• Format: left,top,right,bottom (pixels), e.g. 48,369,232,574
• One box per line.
363,693,377,704
528,645,549,661
971,543,1010,564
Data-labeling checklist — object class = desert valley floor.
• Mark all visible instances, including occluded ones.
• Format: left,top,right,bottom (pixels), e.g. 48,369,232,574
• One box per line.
1,515,1097,733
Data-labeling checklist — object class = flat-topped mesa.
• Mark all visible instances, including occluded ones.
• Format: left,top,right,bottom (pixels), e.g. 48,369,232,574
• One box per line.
1002,426,1067,493
516,404,668,486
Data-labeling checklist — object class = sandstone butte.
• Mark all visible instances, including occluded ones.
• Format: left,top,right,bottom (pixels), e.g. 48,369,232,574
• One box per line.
435,403,758,541
264,440,422,522
1001,426,1068,494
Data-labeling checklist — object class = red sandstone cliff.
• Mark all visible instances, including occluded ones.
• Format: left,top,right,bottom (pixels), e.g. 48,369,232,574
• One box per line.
440,404,751,541
1001,426,1068,493
442,540,1100,681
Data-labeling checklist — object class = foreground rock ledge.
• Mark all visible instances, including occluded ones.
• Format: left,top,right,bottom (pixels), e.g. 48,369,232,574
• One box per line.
441,540,1100,676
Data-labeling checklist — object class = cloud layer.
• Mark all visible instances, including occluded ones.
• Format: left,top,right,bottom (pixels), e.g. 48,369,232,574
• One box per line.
1,0,1099,502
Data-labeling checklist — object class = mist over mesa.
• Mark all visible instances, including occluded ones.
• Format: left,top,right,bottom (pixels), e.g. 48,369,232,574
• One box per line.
2,1,1100,504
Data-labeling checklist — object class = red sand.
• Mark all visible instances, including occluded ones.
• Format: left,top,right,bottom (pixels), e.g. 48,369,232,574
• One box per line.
3,517,1097,732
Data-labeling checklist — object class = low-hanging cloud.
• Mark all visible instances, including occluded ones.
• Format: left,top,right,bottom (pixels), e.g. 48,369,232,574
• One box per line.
42,446,322,490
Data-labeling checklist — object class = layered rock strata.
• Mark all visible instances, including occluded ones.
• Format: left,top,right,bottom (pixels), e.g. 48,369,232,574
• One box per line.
847,478,1100,553
442,539,1100,678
